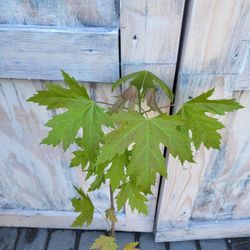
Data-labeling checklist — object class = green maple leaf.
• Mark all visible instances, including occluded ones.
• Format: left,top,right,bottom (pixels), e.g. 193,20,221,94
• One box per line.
71,187,94,227
97,111,193,189
70,150,89,170
116,180,148,214
123,242,139,250
27,70,88,109
105,152,129,191
41,97,113,153
28,71,113,158
90,236,118,250
177,88,244,149
112,70,173,102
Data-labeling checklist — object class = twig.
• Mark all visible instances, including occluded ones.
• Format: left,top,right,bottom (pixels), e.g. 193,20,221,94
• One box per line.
142,104,175,114
95,207,111,229
109,185,115,237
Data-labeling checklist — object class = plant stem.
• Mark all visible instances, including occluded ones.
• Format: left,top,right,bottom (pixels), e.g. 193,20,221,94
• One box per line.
95,208,111,229
109,185,115,237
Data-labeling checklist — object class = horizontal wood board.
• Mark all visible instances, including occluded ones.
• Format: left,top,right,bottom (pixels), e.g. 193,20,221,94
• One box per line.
0,25,119,82
0,0,119,27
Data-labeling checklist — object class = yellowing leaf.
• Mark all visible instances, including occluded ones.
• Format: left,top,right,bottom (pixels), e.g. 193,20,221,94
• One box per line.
90,236,118,250
71,187,94,227
123,242,139,250
105,208,117,223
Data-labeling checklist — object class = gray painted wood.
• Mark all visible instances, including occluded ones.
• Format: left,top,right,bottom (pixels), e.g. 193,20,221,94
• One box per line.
47,229,76,250
16,228,48,250
0,25,119,82
0,227,18,250
79,231,103,250
200,239,227,250
170,240,196,250
0,0,119,27
140,233,165,250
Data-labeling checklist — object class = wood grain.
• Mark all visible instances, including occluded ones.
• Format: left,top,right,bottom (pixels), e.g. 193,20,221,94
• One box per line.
0,209,154,232
181,0,250,74
156,0,250,241
156,218,250,242
0,0,119,27
120,0,185,225
0,25,119,82
191,90,250,221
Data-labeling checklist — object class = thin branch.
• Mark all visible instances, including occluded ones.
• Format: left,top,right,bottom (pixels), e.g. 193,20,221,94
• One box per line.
142,104,175,114
109,185,115,237
95,207,111,229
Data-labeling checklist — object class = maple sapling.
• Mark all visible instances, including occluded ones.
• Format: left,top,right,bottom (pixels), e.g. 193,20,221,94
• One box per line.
28,70,243,250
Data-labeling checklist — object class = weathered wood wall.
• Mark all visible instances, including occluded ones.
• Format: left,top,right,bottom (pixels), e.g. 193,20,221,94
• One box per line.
0,0,185,232
156,0,250,241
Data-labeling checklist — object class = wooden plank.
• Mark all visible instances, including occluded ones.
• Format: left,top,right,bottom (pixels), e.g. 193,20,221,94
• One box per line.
231,47,250,91
120,0,185,228
16,228,48,250
191,90,250,221
199,239,227,250
156,75,233,231
155,218,250,242
47,229,76,250
0,0,119,27
120,0,185,64
0,227,18,250
0,209,154,232
0,25,119,82
169,240,196,250
181,0,250,74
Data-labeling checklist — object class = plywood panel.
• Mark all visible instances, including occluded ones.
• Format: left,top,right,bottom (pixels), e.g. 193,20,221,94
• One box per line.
0,79,119,213
0,0,119,27
0,25,119,82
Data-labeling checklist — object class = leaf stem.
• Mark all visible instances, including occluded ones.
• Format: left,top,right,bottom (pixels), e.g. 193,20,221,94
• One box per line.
95,207,111,229
142,104,175,114
109,185,115,237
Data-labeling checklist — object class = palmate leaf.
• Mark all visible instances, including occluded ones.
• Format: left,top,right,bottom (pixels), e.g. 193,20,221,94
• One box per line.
112,70,174,102
90,236,118,250
177,88,244,149
27,70,88,109
41,97,113,153
116,180,148,214
71,187,94,227
97,111,193,190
